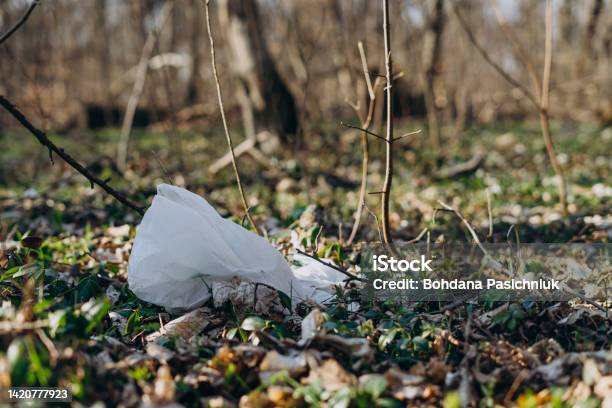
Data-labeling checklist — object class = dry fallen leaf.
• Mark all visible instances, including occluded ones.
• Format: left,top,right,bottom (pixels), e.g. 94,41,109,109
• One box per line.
146,307,210,343
316,334,373,361
259,350,307,382
299,308,325,345
304,359,356,392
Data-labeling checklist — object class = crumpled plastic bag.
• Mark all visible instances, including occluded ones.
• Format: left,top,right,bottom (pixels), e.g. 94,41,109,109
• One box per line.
128,184,347,311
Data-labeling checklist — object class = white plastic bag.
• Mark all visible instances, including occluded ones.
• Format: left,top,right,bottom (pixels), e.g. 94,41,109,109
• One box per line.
128,184,346,311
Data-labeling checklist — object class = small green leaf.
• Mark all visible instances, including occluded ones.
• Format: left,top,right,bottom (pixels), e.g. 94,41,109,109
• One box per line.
124,309,141,336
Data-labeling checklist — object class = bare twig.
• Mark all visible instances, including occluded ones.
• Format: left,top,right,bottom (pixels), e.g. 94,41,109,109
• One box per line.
560,284,607,312
0,96,145,215
365,204,383,243
539,0,568,215
393,129,421,142
37,329,58,365
117,1,173,172
436,200,503,273
295,248,365,282
486,188,493,238
204,0,260,235
504,369,529,406
406,227,428,244
358,41,375,100
436,201,484,249
0,0,40,46
340,122,386,142
381,0,394,244
346,67,382,245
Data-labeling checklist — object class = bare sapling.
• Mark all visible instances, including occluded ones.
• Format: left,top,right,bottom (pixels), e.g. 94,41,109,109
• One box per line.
539,0,568,216
453,0,568,215
346,42,382,245
204,0,260,234
381,0,394,243
343,2,419,244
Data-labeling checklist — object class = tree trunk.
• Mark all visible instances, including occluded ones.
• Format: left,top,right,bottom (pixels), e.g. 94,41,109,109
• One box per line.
93,0,112,124
421,0,445,152
186,0,202,105
585,0,604,56
218,0,298,143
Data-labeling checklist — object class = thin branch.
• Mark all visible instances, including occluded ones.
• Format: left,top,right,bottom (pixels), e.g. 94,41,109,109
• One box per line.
117,1,173,171
436,200,503,273
340,121,387,142
0,96,145,215
0,0,40,46
451,3,539,108
491,0,541,99
346,78,382,245
358,41,375,100
364,204,383,243
486,188,493,238
538,0,568,216
295,248,365,283
381,0,394,243
406,227,428,244
370,72,404,81
436,201,483,249
393,129,421,142
204,0,260,235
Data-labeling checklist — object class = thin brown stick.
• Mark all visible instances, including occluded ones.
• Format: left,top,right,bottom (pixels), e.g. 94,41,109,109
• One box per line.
503,369,529,406
346,75,382,245
204,0,259,234
436,200,503,273
358,41,375,100
406,227,428,244
381,0,394,244
364,204,383,243
0,1,39,46
37,329,58,365
340,122,386,142
486,188,493,238
0,96,145,215
394,129,421,141
539,0,568,215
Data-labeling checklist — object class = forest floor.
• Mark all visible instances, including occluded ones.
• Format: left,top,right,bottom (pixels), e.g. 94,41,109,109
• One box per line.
0,121,610,407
